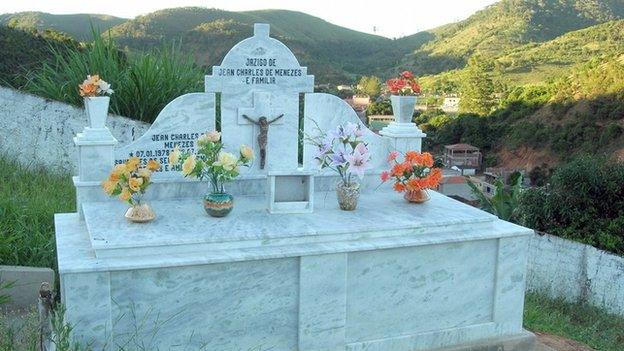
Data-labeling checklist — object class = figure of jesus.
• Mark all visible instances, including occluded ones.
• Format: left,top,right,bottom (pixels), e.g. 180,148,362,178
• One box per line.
242,113,284,169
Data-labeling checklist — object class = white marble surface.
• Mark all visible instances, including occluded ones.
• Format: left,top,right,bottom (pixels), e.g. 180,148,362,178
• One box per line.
81,190,498,258
114,93,216,178
205,24,314,174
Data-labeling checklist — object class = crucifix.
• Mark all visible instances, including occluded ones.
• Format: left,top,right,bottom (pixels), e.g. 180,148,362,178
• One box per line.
242,114,283,169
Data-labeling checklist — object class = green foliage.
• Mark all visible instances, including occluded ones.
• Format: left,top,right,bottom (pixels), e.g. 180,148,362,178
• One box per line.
357,76,381,98
25,31,203,122
466,173,523,221
399,0,624,76
517,155,624,253
0,156,74,269
459,56,499,115
0,26,78,88
524,292,624,351
1,11,127,40
365,100,392,116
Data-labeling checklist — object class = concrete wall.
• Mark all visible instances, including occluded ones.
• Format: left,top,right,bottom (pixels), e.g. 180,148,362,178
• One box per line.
527,232,624,316
0,86,149,173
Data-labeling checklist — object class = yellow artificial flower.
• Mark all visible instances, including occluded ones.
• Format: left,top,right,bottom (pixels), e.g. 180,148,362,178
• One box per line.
206,130,221,142
214,152,237,171
128,176,144,192
101,179,117,195
126,156,141,171
240,145,254,161
147,159,161,171
196,133,211,146
118,187,132,202
112,164,129,178
168,147,181,165
138,168,151,179
182,154,196,176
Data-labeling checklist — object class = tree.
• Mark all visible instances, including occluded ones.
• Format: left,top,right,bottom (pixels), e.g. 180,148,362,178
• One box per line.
357,76,381,98
458,56,497,115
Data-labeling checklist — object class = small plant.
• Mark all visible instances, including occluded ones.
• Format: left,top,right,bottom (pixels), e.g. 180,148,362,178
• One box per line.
466,173,523,222
169,131,253,194
78,74,114,97
386,71,421,95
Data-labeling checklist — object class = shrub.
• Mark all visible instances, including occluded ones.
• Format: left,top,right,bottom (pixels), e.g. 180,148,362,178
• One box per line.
25,31,204,123
518,155,624,253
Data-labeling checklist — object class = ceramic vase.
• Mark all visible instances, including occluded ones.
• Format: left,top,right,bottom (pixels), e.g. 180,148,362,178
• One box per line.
124,203,156,223
403,189,430,203
336,181,360,211
204,192,234,217
84,96,110,129
390,95,417,124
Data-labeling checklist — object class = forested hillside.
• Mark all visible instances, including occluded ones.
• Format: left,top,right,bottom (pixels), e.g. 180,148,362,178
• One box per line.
0,11,126,40
398,0,624,76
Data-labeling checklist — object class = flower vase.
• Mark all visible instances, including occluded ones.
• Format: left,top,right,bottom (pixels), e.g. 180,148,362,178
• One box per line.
84,96,110,129
336,181,360,211
404,189,430,203
204,192,234,217
390,95,417,124
124,203,156,223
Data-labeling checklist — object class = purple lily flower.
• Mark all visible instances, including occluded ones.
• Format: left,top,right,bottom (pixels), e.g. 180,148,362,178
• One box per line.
346,143,371,179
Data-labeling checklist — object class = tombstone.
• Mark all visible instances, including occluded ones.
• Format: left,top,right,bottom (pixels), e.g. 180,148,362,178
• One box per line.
55,23,536,351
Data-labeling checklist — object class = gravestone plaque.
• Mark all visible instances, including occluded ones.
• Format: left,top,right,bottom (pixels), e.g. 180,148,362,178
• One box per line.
205,23,314,174
114,93,215,178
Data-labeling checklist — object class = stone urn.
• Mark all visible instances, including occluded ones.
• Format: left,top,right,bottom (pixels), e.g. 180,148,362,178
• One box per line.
84,96,110,129
390,95,417,124
336,181,360,211
204,192,234,217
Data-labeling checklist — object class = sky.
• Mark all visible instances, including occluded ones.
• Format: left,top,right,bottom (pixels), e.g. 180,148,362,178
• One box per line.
0,0,499,38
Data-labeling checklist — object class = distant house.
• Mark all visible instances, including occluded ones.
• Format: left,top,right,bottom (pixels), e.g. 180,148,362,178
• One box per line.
481,168,526,198
443,144,482,175
442,96,460,111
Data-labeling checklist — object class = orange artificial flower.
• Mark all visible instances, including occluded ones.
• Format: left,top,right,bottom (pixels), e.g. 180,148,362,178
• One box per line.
422,152,434,168
405,151,422,165
391,162,408,177
393,182,406,192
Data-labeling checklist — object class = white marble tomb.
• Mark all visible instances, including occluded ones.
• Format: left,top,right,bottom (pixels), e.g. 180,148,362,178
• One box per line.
56,23,536,351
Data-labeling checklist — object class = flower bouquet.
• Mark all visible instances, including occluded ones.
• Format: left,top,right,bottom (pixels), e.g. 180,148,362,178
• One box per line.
102,157,161,222
385,71,421,124
308,122,371,210
79,74,114,129
169,130,254,217
380,150,442,203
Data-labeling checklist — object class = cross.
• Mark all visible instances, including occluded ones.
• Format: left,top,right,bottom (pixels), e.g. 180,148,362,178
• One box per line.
237,92,285,169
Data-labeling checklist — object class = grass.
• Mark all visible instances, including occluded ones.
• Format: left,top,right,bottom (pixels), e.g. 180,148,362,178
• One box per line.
24,30,204,123
524,292,624,351
0,156,74,269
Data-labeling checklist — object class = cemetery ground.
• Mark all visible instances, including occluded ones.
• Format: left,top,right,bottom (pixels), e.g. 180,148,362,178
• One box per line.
1,155,624,350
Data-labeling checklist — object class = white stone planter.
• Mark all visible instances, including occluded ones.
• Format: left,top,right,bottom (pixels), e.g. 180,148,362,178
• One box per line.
84,96,110,129
390,95,417,124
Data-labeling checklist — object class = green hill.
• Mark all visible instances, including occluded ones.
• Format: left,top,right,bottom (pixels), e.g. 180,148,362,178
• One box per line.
0,26,78,88
105,7,411,83
0,11,127,40
398,0,624,76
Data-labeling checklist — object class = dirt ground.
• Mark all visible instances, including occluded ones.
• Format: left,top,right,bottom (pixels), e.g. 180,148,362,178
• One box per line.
536,332,596,351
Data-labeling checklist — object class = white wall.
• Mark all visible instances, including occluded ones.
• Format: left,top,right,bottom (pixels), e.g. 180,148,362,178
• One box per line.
0,86,149,173
527,232,624,316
